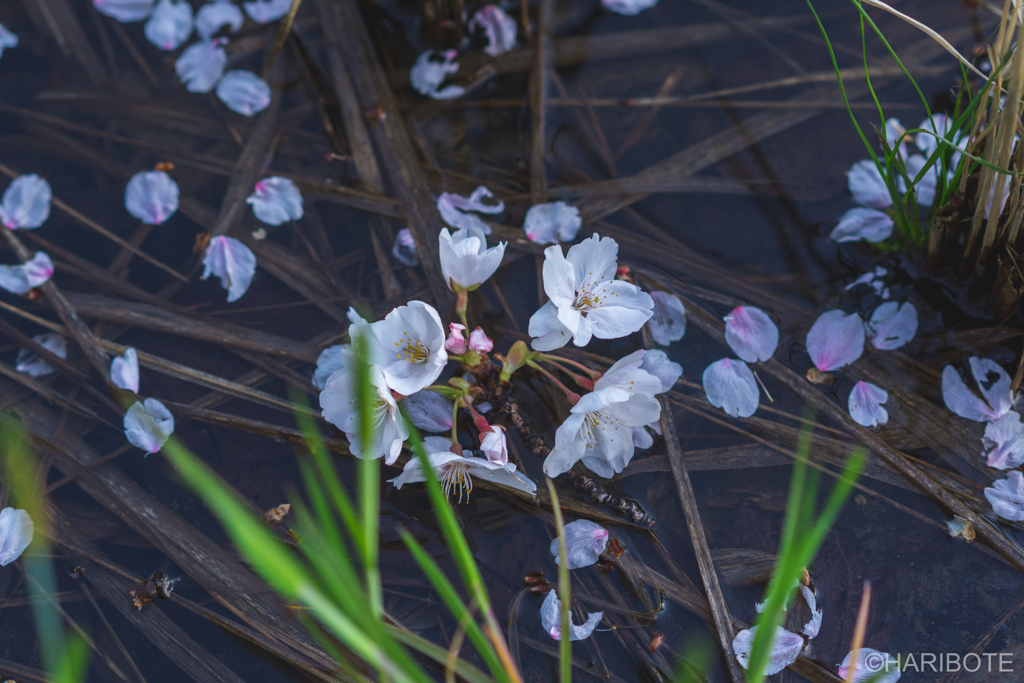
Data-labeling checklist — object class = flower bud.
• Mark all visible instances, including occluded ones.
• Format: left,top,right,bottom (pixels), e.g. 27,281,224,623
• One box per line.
480,425,508,466
445,323,467,354
468,327,493,353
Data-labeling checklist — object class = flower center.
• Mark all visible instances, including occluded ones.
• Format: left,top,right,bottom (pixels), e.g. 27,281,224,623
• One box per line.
395,332,430,364
581,410,617,449
573,287,601,314
440,461,473,502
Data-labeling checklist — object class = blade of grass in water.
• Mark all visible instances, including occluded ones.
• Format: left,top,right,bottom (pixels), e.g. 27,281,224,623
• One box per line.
546,477,573,683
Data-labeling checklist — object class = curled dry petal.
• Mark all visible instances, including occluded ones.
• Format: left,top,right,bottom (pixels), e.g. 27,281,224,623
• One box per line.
202,236,257,302
524,201,581,244
867,301,918,350
649,291,687,345
1,174,52,230
806,310,865,372
176,39,227,93
15,333,66,378
985,470,1024,522
732,625,805,675
469,5,517,57
830,207,894,243
144,0,194,50
0,252,53,295
724,306,778,362
403,390,454,433
243,0,293,22
702,358,758,418
0,23,18,59
216,70,272,116
93,0,155,22
847,160,892,209
540,591,604,640
392,228,417,266
247,177,303,225
982,411,1024,470
110,347,141,394
195,2,244,38
602,0,658,15
848,381,889,428
124,398,175,453
410,50,464,100
437,186,504,234
125,171,179,225
550,519,609,569
0,508,33,566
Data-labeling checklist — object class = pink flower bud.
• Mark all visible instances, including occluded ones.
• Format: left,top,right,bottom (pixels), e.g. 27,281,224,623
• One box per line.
445,323,467,354
468,327,493,353
480,425,508,465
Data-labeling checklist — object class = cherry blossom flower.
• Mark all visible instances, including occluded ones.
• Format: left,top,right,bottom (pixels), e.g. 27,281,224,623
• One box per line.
389,436,536,499
867,301,917,350
848,381,889,428
524,201,581,244
321,364,409,464
847,160,892,209
550,519,608,569
845,266,890,298
603,0,658,15
392,228,417,266
985,470,1024,522
445,323,467,354
145,0,193,50
202,235,257,302
313,344,347,390
725,306,778,362
15,333,66,378
0,23,18,59
732,626,803,674
439,227,506,291
982,411,1024,469
403,390,454,433
243,0,292,23
540,591,603,641
110,347,140,394
640,349,681,392
468,327,493,353
0,508,33,566
195,2,244,38
368,301,447,396
1,174,52,230
703,358,758,418
124,398,175,453
830,207,894,243
93,0,155,22
480,425,507,465
837,648,901,683
0,252,53,295
648,291,686,345
806,310,865,372
437,186,503,234
469,6,517,57
247,176,303,225
410,50,464,100
941,357,1014,423
176,39,227,93
125,170,179,225
528,234,653,351
216,70,272,116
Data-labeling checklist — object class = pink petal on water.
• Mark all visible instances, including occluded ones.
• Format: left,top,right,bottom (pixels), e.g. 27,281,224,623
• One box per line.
837,648,901,683
110,347,140,394
942,364,999,422
468,5,517,57
806,310,865,372
144,0,193,51
867,301,918,350
410,50,464,100
724,305,778,362
550,519,608,569
15,333,66,378
0,252,53,295
982,411,1024,469
847,160,892,209
0,507,33,566
202,235,257,302
0,174,52,230
985,470,1024,522
702,358,758,418
216,70,272,116
195,2,244,38
848,381,889,427
93,0,155,22
125,171,179,225
247,176,303,225
243,0,292,23
175,39,227,93
732,626,804,675
830,207,893,243
540,591,603,641
524,201,581,244
123,398,175,453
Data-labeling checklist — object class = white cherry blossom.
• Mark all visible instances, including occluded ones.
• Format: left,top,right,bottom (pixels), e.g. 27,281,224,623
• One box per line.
368,301,447,396
848,381,889,428
941,357,1014,423
389,436,536,499
703,358,758,418
125,171,179,225
732,625,804,675
320,364,409,464
982,411,1024,469
313,344,348,390
439,227,505,291
0,252,53,295
985,470,1024,521
867,301,917,350
806,310,865,372
725,306,778,362
480,425,507,465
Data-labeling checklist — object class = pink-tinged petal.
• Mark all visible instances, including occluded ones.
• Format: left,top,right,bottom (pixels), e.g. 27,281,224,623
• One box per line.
410,50,464,100
848,381,889,428
942,364,1000,422
985,470,1024,522
551,519,609,569
468,6,517,56
144,0,193,51
724,305,778,362
468,326,493,353
195,2,244,38
444,322,467,354
110,347,140,394
0,252,53,295
830,207,894,243
602,0,658,15
247,176,303,225
982,411,1024,469
838,648,901,683
243,0,292,22
123,398,175,453
806,310,865,372
216,70,272,116
649,291,686,345
0,23,18,59
403,390,453,433
15,333,66,378
703,358,758,418
176,39,227,93
480,425,508,465
524,201,581,244
437,186,503,234
202,235,257,302
392,228,417,266
93,0,155,22
0,174,52,230
732,626,805,675
125,171,179,225
970,356,1014,418
0,508,33,566
847,160,892,209
540,591,603,641
867,301,917,350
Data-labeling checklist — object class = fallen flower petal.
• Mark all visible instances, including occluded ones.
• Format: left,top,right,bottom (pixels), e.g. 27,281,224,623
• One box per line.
312,343,348,390
392,228,417,266
985,470,1024,522
845,266,890,298
725,305,778,362
410,50,464,100
837,648,901,683
806,310,865,372
732,625,804,675
848,381,889,428
202,236,256,302
800,585,822,638
93,0,155,22
176,39,227,93
524,201,581,244
216,70,272,116
540,591,604,640
125,170,179,225
703,358,759,418
124,398,175,453
550,519,609,569
640,349,682,393
847,160,892,209
1,174,52,230
15,333,67,378
649,291,686,345
403,390,454,433
469,5,517,57
0,252,53,295
437,186,504,234
0,23,18,59
830,207,894,243
195,2,244,38
247,176,303,225
0,508,33,566
243,0,292,22
904,154,938,207
916,114,952,157
867,301,917,350
982,411,1024,470
602,0,658,15
884,117,912,158
941,357,1013,423
110,347,140,394
144,0,193,50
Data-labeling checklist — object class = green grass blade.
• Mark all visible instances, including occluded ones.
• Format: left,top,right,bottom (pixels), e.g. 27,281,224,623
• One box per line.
545,477,572,683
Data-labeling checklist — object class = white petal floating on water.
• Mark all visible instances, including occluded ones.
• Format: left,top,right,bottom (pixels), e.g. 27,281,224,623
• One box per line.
0,252,53,295
550,519,609,569
1,174,52,230
540,591,603,641
93,0,155,22
904,154,938,207
838,648,901,683
830,207,894,243
703,358,758,418
845,266,889,298
941,363,1005,423
847,160,892,209
125,170,179,225
196,2,244,37
216,70,272,116
916,114,952,157
806,310,865,372
15,333,67,378
524,201,581,244
800,585,822,638
243,0,292,23
985,470,1024,522
202,236,257,302
124,398,175,453
312,344,347,390
0,23,18,59
640,349,682,393
867,301,918,350
110,347,140,394
437,186,504,234
469,5,517,57
144,0,194,50
403,390,454,433
725,306,778,362
602,0,659,15
176,39,227,93
982,411,1024,470
732,625,805,675
884,117,911,158
247,176,303,225
648,291,686,345
0,508,33,566
969,356,1014,418
410,50,465,100
848,381,889,428
392,228,417,266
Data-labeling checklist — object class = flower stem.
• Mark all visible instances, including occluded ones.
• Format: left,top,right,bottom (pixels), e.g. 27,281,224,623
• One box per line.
535,355,595,391
527,360,581,404
537,353,600,378
455,288,469,329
